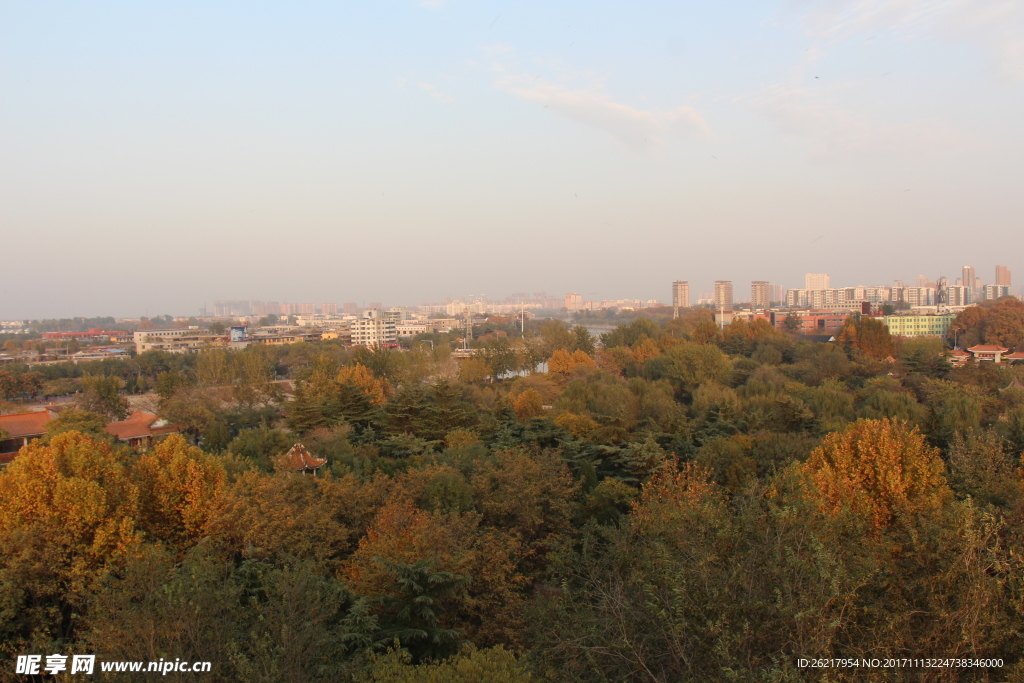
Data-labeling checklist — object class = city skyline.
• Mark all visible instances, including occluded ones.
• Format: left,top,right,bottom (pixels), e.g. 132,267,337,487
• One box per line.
2,2,1023,319
3,261,1020,321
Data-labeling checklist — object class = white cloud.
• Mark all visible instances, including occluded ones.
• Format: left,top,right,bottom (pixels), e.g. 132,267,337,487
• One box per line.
795,0,1024,79
417,82,455,103
754,84,968,161
493,72,708,151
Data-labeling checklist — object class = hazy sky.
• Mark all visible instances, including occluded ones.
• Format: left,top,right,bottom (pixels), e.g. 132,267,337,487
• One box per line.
2,0,1022,319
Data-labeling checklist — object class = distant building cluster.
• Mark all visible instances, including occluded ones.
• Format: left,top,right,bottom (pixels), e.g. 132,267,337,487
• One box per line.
3,265,1019,369
204,301,351,317
668,264,1016,338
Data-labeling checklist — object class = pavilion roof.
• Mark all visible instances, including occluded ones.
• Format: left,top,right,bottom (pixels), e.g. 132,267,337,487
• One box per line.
282,443,327,471
1002,377,1024,392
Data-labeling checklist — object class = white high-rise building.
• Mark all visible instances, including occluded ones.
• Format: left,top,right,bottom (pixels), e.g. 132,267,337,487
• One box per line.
751,281,770,310
714,281,733,310
963,265,976,300
805,273,830,290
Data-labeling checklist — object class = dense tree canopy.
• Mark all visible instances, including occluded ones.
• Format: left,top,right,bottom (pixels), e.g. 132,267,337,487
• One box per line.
2,315,1024,680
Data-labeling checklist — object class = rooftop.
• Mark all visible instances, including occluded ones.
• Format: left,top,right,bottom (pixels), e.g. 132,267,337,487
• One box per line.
0,410,54,438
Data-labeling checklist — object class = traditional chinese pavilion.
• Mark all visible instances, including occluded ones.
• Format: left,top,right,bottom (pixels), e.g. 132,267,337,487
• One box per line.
967,344,1010,363
281,443,328,474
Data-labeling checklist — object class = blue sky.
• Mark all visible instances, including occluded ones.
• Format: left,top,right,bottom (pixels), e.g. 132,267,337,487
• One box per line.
1,0,1022,318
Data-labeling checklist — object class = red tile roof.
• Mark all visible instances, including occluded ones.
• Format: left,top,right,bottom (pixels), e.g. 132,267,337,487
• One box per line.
968,344,1009,352
105,412,178,441
1004,352,1024,359
0,410,53,438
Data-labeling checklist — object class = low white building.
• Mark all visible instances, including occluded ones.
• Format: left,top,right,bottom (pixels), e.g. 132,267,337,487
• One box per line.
350,310,397,348
134,329,220,354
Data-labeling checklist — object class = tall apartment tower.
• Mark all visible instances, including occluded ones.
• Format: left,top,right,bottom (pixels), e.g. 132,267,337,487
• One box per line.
671,281,690,318
564,293,582,311
996,265,1012,286
714,281,733,310
805,273,830,290
962,266,976,302
751,281,770,310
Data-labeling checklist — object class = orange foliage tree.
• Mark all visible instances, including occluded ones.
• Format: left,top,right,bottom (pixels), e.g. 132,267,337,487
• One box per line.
511,389,544,421
338,363,391,404
0,432,140,641
836,316,895,359
547,349,575,375
134,434,226,548
631,337,661,363
801,418,951,529
548,349,596,377
204,470,354,568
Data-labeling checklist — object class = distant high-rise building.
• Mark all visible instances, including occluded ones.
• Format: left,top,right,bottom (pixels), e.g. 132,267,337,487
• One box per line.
962,266,976,300
564,293,582,311
671,281,689,317
996,265,1012,286
298,303,316,315
751,281,770,310
321,303,338,315
806,273,830,290
343,302,358,315
368,302,383,311
915,275,929,287
770,284,786,304
948,285,971,307
714,281,733,310
983,285,1011,300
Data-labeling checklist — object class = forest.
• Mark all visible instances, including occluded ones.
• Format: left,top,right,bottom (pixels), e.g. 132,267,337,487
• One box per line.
3,301,1024,681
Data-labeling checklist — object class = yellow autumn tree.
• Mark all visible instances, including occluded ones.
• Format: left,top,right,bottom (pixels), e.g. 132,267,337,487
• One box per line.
511,389,544,421
570,349,596,369
630,337,661,363
0,432,140,641
134,434,226,548
547,348,575,375
548,349,596,377
204,470,353,568
338,363,391,404
801,418,951,530
554,412,600,439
